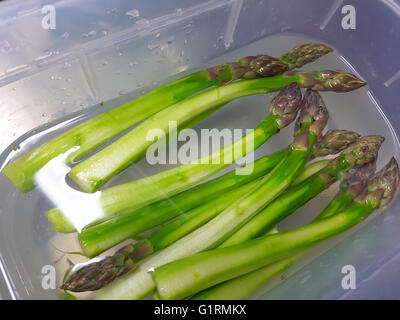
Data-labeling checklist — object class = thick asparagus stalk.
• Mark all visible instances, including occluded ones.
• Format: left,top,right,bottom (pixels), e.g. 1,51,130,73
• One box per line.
49,83,303,233
220,135,383,247
92,89,328,300
3,43,332,193
69,69,365,193
152,158,399,300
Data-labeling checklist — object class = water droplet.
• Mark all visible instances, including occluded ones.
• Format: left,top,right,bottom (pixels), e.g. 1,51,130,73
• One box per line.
42,113,46,117
180,51,185,57
147,42,160,51
12,87,16,91
111,8,117,13
184,39,188,45
50,75,55,80
176,8,183,16
167,36,175,44
117,52,123,57
63,62,72,69
101,30,108,36
56,76,62,80
66,77,72,82
126,9,140,18
102,61,108,66
280,26,293,32
155,33,160,39
0,40,12,53
136,19,149,26
61,100,66,105
61,32,70,39
88,30,97,36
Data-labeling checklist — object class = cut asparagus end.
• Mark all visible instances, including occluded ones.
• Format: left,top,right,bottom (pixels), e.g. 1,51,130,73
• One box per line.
313,129,361,158
279,43,334,69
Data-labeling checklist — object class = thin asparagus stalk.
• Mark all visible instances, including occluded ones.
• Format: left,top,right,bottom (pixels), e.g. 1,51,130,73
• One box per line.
62,154,336,293
192,161,376,300
220,135,383,247
69,69,365,193
59,129,355,239
113,133,361,260
73,130,357,258
92,89,328,300
48,83,303,233
152,158,400,300
3,43,332,193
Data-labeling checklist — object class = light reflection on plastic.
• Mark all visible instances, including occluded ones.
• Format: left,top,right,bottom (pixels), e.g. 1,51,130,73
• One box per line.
34,147,104,233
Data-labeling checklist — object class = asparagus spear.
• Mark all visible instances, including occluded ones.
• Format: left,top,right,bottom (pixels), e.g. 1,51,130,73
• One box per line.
91,88,328,300
62,136,373,294
152,158,399,300
48,83,303,233
192,161,376,300
61,127,360,292
69,69,365,193
62,153,338,293
105,131,363,260
3,43,332,193
220,135,384,247
51,128,358,235
74,133,354,260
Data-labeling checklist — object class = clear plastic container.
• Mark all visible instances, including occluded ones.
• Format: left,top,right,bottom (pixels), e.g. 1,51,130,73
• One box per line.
0,0,399,299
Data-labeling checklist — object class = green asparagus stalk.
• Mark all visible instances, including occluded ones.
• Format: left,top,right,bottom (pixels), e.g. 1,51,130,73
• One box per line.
73,130,357,259
69,69,365,193
152,158,399,300
108,132,362,260
62,129,356,246
92,89,328,300
48,83,303,233
61,153,337,292
220,135,383,247
3,43,332,193
192,161,376,300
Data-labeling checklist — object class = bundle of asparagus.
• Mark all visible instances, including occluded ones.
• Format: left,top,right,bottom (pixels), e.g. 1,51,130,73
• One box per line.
2,42,397,301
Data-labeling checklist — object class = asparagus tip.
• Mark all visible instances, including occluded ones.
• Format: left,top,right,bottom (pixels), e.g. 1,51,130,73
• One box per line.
361,157,400,208
60,255,136,292
294,89,329,138
341,160,377,197
279,43,334,69
270,82,302,129
313,130,361,158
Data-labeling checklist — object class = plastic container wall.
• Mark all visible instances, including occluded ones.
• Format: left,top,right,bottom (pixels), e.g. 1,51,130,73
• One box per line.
0,0,399,299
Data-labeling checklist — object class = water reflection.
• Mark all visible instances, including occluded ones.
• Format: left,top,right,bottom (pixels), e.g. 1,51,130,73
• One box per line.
35,147,104,233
